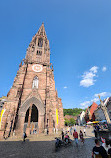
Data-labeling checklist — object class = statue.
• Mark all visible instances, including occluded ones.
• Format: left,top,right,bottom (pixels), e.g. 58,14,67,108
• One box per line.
52,65,54,71
16,87,22,98
23,58,28,65
19,61,22,68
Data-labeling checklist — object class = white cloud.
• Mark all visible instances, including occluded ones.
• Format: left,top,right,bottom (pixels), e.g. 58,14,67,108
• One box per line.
102,66,107,72
94,92,111,98
80,66,98,87
64,86,67,89
80,101,91,109
80,78,94,87
80,91,111,109
80,98,99,109
91,97,99,103
80,99,98,109
90,66,98,73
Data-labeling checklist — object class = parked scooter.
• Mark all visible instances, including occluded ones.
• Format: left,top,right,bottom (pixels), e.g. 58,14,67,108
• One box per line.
55,137,64,151
64,134,72,146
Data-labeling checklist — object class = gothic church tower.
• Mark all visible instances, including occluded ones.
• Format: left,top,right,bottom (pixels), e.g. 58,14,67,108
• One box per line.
0,23,64,138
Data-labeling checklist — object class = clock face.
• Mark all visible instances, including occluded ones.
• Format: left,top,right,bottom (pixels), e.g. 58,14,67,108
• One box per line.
32,64,43,72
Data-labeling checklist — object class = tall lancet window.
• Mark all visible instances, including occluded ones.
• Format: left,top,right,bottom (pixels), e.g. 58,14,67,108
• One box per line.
38,38,43,47
32,76,39,89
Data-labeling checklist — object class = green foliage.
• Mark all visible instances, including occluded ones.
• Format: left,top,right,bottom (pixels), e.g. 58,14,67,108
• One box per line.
64,118,70,126
0,96,7,101
63,108,85,116
69,118,76,125
64,108,86,126
64,118,76,126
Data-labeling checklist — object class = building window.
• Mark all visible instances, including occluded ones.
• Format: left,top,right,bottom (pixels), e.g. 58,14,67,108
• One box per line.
38,38,43,47
37,50,42,55
32,76,39,89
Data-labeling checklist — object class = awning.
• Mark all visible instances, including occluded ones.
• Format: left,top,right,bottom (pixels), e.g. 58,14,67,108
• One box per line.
92,121,99,123
99,120,107,123
87,121,93,124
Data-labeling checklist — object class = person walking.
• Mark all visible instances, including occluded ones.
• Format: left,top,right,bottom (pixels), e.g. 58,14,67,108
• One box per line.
102,139,110,154
108,140,111,156
53,127,55,134
79,130,84,144
23,132,27,142
70,126,72,135
61,131,64,141
73,129,78,147
46,124,49,135
94,126,97,138
47,128,49,135
92,139,108,158
83,128,86,136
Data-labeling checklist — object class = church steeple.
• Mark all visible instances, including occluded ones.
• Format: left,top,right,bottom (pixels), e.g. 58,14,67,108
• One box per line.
26,23,50,65
37,23,47,37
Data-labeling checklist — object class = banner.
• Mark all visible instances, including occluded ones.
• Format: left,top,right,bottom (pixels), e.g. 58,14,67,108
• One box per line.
56,109,58,125
0,109,6,129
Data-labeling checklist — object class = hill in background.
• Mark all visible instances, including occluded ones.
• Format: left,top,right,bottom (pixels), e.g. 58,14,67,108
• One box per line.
64,108,86,126
63,108,85,116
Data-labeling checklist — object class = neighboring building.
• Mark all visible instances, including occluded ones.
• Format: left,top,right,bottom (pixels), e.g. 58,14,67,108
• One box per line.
85,102,98,122
0,24,64,138
80,111,86,125
94,97,111,121
64,115,77,121
94,105,105,121
76,114,80,125
106,97,111,120
76,111,86,125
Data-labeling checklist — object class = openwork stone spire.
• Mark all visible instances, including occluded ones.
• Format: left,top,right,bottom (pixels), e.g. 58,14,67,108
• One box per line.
26,23,50,65
37,23,47,37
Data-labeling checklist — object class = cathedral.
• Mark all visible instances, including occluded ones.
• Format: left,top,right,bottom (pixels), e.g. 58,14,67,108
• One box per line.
0,23,64,138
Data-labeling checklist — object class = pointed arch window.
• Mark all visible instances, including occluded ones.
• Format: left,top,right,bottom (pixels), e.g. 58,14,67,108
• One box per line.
32,76,39,89
38,38,43,47
37,50,42,55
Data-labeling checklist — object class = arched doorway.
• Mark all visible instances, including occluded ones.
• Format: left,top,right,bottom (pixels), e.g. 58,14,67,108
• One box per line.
24,104,38,133
17,97,45,135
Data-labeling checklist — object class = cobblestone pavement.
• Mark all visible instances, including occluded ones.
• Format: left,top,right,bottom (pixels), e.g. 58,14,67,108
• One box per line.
0,126,95,158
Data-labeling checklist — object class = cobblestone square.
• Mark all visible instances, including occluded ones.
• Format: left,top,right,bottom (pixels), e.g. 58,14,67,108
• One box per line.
0,126,95,158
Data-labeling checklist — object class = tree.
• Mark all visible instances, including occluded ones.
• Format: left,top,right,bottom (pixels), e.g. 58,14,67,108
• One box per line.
64,118,70,126
64,118,76,126
69,118,76,126
63,108,84,116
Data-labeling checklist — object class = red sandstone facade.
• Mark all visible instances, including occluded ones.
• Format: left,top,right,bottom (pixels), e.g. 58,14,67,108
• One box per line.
85,102,98,122
0,23,64,138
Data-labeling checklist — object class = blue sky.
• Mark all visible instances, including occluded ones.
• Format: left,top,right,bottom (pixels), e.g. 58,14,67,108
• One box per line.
0,0,111,109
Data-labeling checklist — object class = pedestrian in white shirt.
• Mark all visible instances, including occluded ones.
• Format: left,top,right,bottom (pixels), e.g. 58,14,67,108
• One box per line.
83,128,86,136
